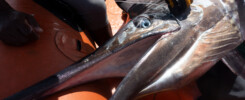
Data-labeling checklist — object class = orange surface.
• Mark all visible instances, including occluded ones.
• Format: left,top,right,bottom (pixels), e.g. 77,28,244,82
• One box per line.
105,0,126,35
45,80,112,100
0,0,200,100
0,0,96,99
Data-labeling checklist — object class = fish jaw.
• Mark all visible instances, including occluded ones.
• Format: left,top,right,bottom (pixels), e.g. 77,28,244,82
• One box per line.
41,7,181,97
42,33,164,97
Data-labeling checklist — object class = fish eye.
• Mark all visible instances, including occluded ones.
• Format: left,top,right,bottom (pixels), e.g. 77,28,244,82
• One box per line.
133,17,152,28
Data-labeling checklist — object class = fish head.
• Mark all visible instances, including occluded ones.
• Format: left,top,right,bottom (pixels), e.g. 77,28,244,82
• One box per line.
104,3,180,52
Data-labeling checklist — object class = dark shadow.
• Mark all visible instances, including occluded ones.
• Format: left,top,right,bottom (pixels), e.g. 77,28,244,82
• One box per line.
34,0,80,31
197,61,245,100
175,7,191,21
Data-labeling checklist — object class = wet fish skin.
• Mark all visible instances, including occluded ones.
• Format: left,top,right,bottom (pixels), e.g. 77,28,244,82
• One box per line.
140,0,243,95
110,2,205,100
140,11,242,96
111,0,243,99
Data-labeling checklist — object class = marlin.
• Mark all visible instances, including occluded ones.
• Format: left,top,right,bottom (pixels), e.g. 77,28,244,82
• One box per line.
5,0,245,100
111,0,245,99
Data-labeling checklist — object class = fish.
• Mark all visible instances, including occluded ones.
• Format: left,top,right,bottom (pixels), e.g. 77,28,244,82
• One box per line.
5,0,245,100
110,0,244,99
5,1,180,100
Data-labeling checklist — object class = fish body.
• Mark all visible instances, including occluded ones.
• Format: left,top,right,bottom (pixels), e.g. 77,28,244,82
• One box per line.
111,0,243,99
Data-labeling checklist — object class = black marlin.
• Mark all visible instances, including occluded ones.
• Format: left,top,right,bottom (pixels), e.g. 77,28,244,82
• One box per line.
5,0,245,100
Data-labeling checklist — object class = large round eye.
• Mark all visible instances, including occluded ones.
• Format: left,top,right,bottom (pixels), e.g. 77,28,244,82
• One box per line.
133,17,152,28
